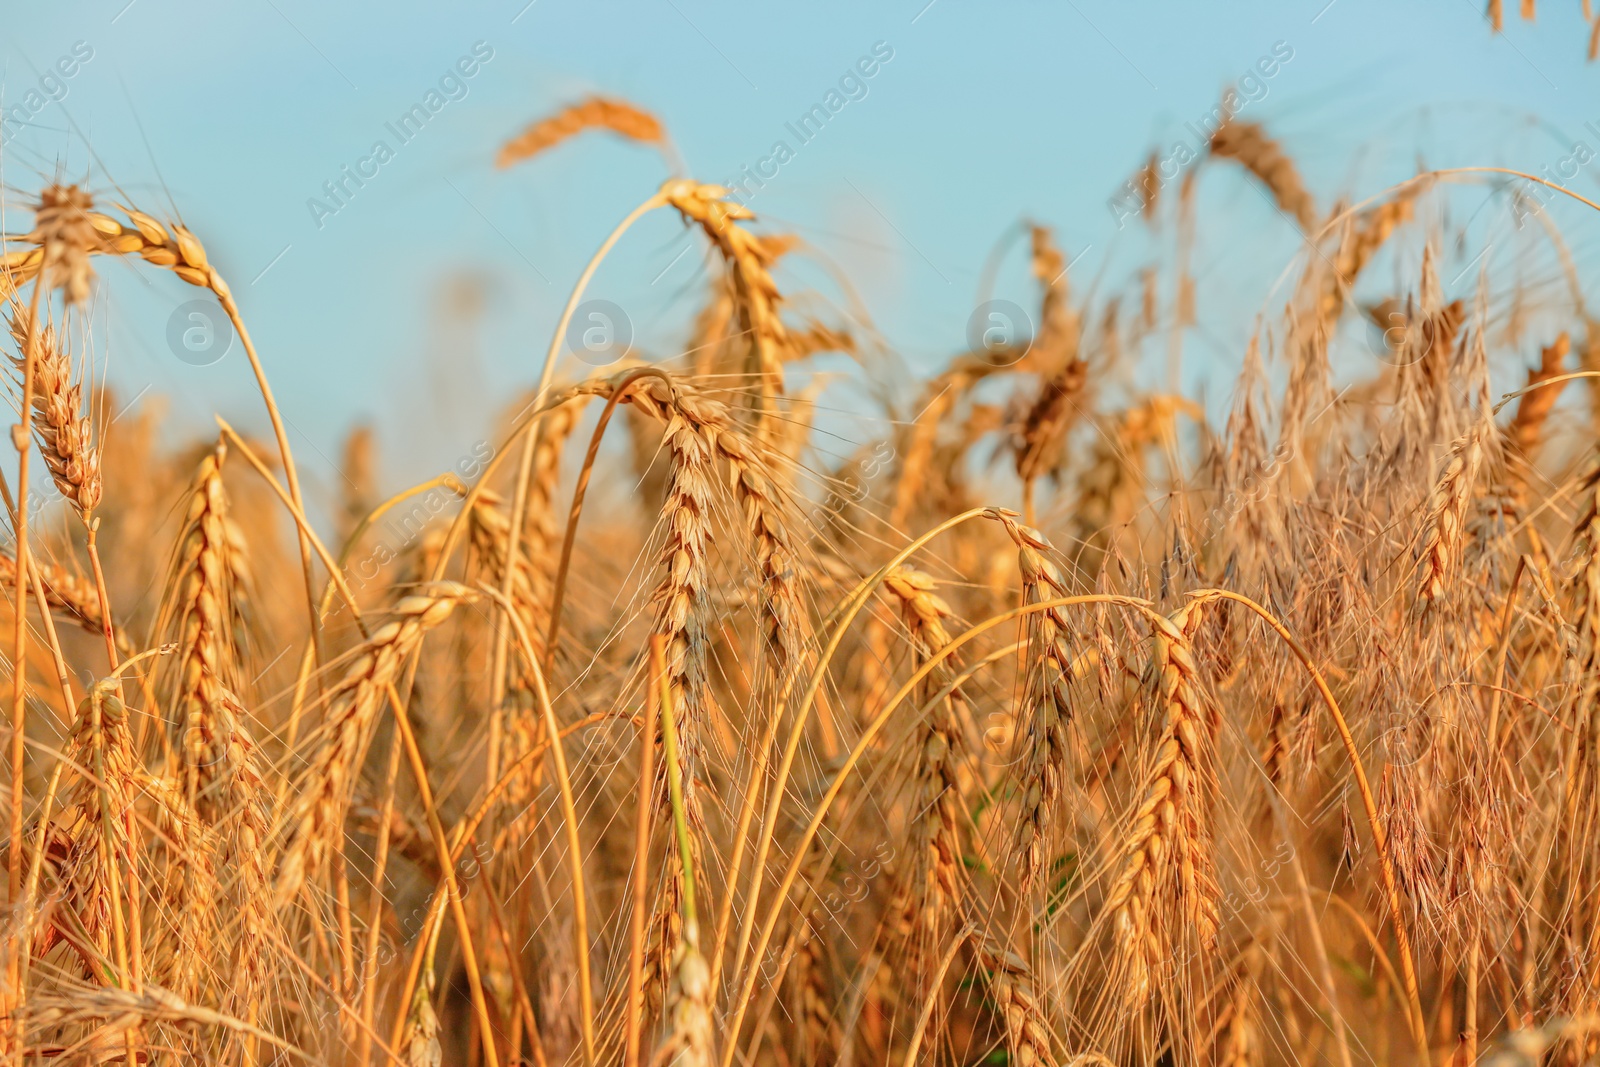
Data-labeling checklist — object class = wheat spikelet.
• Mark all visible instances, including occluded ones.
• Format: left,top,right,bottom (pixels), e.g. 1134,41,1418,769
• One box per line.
1102,603,1217,1007
8,308,101,514
618,383,720,998
25,982,290,1055
1210,119,1317,231
496,95,664,168
274,583,474,905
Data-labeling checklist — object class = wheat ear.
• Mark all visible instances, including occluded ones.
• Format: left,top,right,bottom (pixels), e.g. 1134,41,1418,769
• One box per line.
497,95,665,168
1102,603,1218,1006
998,518,1079,893
274,583,474,905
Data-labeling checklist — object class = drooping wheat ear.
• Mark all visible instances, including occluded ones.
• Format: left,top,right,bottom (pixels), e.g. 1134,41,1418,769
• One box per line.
274,583,474,905
81,206,232,295
1321,192,1417,323
998,518,1077,893
661,180,791,425
572,372,807,672
974,934,1056,1067
1102,603,1218,1007
1015,353,1089,488
496,95,665,168
8,308,101,514
25,983,295,1057
1416,423,1485,608
1013,226,1088,498
882,565,966,948
1210,119,1317,231
0,551,104,635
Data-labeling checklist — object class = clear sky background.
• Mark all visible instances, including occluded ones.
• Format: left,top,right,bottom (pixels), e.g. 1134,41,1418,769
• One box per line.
4,0,1599,500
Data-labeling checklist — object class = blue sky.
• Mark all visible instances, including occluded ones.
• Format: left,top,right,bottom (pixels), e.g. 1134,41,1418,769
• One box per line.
5,0,1599,494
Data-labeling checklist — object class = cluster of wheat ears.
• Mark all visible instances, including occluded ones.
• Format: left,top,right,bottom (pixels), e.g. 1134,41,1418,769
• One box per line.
3,54,1600,1067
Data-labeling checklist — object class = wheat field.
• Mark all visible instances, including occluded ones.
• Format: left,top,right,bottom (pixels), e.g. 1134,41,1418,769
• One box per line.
4,10,1600,1066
